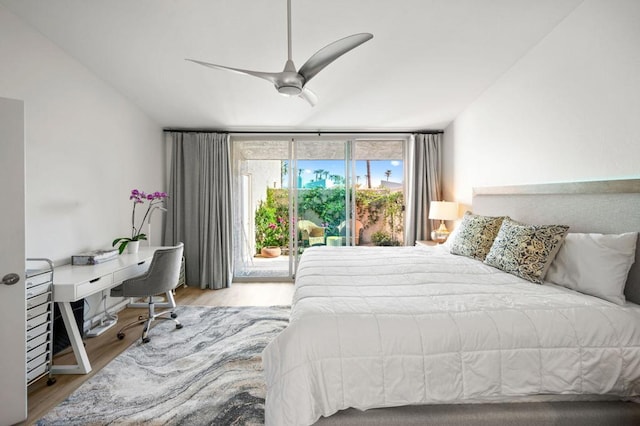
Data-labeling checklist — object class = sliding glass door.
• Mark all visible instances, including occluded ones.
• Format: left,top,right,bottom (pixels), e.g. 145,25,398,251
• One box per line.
292,139,354,257
232,139,291,280
232,137,405,280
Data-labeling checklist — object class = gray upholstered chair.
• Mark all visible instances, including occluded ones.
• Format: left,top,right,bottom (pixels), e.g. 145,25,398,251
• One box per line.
110,243,184,343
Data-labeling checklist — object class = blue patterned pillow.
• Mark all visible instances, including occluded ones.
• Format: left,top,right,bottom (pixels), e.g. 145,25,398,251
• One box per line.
484,218,569,283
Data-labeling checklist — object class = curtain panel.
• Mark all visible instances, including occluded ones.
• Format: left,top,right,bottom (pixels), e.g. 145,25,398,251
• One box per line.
405,133,442,245
164,132,233,290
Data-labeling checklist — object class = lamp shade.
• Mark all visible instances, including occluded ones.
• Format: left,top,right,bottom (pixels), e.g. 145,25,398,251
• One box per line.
428,201,458,221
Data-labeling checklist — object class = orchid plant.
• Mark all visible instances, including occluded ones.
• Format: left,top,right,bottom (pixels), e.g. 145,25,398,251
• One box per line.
112,189,168,254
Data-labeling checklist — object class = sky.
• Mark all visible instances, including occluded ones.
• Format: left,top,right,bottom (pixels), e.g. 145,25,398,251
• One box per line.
284,160,403,188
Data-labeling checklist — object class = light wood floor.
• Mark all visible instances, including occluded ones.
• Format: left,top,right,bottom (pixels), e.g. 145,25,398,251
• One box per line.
23,283,295,425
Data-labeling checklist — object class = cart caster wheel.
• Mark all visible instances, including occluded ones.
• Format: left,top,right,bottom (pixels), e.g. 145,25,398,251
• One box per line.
170,312,178,319
142,337,150,344
46,377,57,386
117,332,125,340
176,323,183,329
138,315,144,320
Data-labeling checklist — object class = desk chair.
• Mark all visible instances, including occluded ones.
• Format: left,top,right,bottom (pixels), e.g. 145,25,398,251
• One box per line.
110,243,184,343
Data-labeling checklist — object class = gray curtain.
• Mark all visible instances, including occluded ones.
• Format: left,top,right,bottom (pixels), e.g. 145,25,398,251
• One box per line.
405,133,442,245
164,132,233,290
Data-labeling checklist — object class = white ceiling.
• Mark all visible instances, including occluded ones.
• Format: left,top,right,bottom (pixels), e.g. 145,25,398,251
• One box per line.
1,0,583,132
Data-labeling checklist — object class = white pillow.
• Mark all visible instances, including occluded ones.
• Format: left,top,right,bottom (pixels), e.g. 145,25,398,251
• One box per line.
546,232,638,305
441,223,461,250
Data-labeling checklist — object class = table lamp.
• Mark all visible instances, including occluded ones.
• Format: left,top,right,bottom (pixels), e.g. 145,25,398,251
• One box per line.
428,201,458,243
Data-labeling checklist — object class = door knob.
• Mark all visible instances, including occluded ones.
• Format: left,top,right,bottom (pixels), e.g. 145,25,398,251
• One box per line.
2,273,20,285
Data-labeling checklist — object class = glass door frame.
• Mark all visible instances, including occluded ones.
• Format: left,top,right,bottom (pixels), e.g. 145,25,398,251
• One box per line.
231,133,411,282
290,138,357,275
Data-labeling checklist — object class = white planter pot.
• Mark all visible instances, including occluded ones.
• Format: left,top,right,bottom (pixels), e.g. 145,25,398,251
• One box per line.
127,240,140,254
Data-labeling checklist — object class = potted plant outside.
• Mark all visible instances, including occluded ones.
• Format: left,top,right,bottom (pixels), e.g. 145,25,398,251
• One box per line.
255,199,287,257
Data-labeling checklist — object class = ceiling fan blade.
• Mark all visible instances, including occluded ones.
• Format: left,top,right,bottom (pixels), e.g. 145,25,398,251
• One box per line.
299,87,318,107
298,33,373,83
186,59,279,84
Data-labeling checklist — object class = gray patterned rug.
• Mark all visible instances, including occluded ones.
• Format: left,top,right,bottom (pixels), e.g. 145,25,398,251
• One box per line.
37,305,290,426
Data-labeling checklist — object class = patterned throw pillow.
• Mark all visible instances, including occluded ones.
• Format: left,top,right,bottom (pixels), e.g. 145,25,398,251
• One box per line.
449,212,506,260
484,218,569,283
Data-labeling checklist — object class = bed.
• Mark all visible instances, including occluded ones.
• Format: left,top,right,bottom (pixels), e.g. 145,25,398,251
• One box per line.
262,179,640,426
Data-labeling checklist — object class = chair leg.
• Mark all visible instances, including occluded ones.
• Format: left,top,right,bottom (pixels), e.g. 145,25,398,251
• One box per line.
165,290,177,312
115,297,183,343
141,317,153,343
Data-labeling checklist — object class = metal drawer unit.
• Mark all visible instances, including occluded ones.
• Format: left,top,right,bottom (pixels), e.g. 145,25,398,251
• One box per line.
25,258,56,386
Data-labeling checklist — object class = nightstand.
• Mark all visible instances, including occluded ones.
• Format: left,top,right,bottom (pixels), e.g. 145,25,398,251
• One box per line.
415,240,438,247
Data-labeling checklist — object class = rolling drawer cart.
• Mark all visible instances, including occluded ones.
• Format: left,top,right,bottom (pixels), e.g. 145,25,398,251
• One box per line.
26,258,56,386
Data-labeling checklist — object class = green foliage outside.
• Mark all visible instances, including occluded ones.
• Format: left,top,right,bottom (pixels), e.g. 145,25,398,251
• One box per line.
355,189,404,238
254,190,289,251
371,230,401,246
297,187,347,236
255,187,404,252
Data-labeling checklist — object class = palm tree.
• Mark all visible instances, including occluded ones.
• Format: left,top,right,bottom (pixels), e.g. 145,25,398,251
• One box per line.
313,169,324,181
330,174,344,185
281,160,288,186
385,169,392,181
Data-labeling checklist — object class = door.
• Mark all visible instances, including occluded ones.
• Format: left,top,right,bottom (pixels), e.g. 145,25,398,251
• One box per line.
232,139,293,280
293,139,355,257
0,97,27,425
232,137,406,279
232,138,356,279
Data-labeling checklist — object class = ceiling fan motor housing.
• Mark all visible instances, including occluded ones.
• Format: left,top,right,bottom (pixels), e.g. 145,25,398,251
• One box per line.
276,60,304,96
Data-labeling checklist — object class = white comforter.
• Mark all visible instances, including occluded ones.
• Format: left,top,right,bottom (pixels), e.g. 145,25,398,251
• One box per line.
262,246,640,426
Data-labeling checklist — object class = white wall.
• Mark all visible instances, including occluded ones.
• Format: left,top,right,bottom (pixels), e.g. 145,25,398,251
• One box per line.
0,6,164,320
443,0,640,207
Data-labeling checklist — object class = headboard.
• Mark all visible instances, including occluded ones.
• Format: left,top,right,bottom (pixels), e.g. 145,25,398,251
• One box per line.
472,179,640,304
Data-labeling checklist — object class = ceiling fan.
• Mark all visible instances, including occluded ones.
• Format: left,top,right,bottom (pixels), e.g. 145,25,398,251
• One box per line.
186,0,373,106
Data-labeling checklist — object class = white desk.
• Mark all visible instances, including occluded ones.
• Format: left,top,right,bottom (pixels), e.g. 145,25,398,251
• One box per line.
51,247,162,375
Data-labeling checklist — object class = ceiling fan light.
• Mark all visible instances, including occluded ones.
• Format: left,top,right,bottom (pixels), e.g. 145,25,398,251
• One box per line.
277,85,302,96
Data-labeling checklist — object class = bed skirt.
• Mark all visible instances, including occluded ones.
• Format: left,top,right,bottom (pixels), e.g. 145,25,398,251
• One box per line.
313,400,640,426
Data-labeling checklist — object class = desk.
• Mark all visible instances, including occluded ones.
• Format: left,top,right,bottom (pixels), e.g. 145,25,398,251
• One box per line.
51,247,162,375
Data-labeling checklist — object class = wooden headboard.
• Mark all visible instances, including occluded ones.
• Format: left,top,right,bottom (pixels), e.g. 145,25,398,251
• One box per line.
472,179,640,304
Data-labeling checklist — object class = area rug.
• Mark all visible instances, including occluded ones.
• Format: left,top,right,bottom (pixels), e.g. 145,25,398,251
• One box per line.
37,305,290,426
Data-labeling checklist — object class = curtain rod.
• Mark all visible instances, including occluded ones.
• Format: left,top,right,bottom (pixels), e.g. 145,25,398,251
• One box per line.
163,129,444,135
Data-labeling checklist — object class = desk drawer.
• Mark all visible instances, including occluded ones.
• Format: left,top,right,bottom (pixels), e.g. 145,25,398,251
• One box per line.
27,361,49,384
76,274,114,300
27,342,49,362
27,347,49,370
26,302,49,320
27,321,50,340
27,311,50,330
114,260,149,283
26,332,49,352
26,281,52,299
26,272,52,288
27,292,51,309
